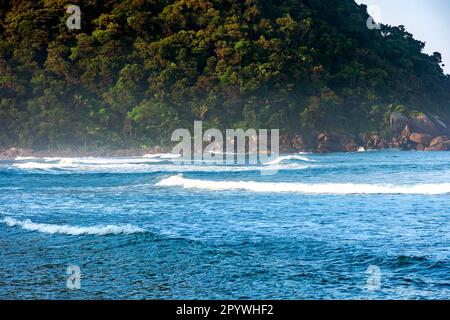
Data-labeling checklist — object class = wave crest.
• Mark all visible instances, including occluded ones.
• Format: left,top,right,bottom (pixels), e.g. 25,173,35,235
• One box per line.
156,175,450,195
2,217,145,236
264,154,315,165
9,155,316,173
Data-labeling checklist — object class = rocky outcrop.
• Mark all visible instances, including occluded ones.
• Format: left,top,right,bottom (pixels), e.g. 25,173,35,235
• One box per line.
317,133,339,153
7,112,450,156
431,115,450,135
390,112,409,134
147,145,170,154
409,133,433,146
0,146,176,159
425,136,450,151
0,147,29,159
343,140,358,152
401,125,411,139
365,134,387,150
409,114,444,136
387,112,450,152
280,133,318,152
316,132,358,153
291,134,307,151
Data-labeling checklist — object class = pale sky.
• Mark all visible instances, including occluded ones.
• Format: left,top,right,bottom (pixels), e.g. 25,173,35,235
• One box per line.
356,0,450,74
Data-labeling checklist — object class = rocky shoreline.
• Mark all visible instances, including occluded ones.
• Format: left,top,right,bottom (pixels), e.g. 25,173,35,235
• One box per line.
0,146,172,160
279,112,450,153
1,113,450,159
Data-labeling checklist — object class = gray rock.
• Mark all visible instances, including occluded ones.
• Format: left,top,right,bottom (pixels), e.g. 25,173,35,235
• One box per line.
390,112,409,134
409,114,441,136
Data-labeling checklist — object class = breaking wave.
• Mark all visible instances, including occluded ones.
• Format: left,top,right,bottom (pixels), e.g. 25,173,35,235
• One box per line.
142,153,181,159
14,156,37,161
264,154,315,165
2,217,145,236
156,175,450,195
9,156,317,173
13,158,77,169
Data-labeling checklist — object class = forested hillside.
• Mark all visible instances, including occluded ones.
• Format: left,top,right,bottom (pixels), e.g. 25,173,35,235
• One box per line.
1,0,449,150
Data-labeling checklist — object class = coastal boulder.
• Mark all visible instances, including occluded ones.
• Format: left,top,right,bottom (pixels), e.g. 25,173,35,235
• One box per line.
389,137,401,149
0,147,27,159
409,114,441,136
401,125,411,139
142,145,171,155
388,134,413,150
316,132,356,152
425,136,450,151
279,135,293,153
317,133,341,153
343,140,358,152
390,112,409,134
291,134,307,151
431,115,450,134
409,133,433,146
365,134,381,149
280,134,310,153
415,144,425,151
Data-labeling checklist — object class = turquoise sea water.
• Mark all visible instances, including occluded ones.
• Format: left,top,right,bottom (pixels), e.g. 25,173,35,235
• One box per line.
0,151,449,299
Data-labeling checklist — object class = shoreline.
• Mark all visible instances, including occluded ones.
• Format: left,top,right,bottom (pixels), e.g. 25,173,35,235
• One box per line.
2,113,450,159
0,146,172,160
0,145,447,160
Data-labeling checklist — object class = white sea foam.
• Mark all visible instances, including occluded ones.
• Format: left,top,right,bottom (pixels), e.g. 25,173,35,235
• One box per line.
143,153,181,159
43,157,65,161
156,175,450,195
264,154,315,165
143,153,166,158
13,159,76,169
74,157,165,164
2,217,145,236
11,156,316,173
14,156,37,161
160,153,182,159
12,157,165,170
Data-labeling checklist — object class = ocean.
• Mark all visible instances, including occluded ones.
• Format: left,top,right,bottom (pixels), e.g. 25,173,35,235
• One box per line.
0,150,449,299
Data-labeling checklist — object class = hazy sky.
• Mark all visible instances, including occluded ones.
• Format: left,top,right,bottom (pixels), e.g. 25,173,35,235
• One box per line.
356,0,450,74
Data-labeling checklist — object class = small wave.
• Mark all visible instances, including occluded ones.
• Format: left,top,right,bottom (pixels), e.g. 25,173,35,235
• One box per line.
13,159,77,169
357,148,379,153
15,156,37,161
264,155,315,165
2,217,145,236
12,157,166,171
143,153,181,159
143,153,166,158
156,175,450,195
73,157,165,165
9,157,316,173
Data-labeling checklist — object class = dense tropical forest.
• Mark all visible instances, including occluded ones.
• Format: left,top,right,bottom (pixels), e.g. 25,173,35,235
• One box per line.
0,0,449,151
